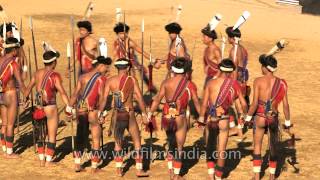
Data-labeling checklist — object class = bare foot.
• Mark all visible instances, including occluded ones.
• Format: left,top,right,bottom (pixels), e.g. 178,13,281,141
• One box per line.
169,169,174,180
74,164,85,173
207,175,214,180
269,174,275,180
5,153,19,159
45,161,58,167
136,170,149,177
229,128,238,136
116,167,124,177
253,173,260,180
91,168,104,173
40,160,45,167
173,175,184,180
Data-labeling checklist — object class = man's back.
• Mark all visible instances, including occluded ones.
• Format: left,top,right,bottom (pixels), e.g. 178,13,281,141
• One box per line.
207,77,226,104
255,75,278,103
163,75,185,102
108,74,134,108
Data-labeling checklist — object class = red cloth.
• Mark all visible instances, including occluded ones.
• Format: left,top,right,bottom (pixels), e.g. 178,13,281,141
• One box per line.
37,146,45,154
256,79,287,114
203,47,219,78
0,58,19,91
76,38,93,74
41,72,61,105
209,78,240,114
113,39,135,65
83,75,106,110
161,81,197,130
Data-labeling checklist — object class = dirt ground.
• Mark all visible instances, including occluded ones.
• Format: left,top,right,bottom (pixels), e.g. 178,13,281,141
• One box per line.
0,0,319,179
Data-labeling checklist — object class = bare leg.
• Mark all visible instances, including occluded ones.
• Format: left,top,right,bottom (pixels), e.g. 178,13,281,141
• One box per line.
173,116,187,180
253,117,266,180
205,124,218,180
268,118,279,180
0,105,8,154
4,90,18,158
74,113,89,172
88,111,102,173
128,111,148,177
44,106,58,167
214,120,229,180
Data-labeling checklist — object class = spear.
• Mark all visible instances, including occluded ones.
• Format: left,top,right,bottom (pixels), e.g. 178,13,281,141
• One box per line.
148,36,153,93
28,46,36,153
29,17,38,70
141,19,144,94
70,16,77,87
221,36,226,60
67,42,75,153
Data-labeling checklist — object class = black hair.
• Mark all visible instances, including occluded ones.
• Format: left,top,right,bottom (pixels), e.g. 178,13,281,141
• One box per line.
77,21,92,33
113,23,130,34
165,22,182,34
219,58,236,72
201,25,217,40
226,26,241,38
171,57,189,74
259,54,277,69
4,37,19,54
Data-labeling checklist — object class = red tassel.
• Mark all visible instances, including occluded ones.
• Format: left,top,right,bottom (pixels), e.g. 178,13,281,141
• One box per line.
145,115,157,132
32,108,46,121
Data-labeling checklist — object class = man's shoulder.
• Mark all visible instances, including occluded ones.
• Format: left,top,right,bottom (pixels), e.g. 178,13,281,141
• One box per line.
84,36,97,43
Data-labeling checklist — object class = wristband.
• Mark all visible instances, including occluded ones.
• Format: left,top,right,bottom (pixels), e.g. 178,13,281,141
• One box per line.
284,119,291,127
23,65,28,72
198,116,204,123
245,115,252,122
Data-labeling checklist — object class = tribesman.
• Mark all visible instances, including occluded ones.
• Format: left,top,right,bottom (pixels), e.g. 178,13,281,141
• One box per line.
158,22,191,79
75,20,98,75
245,55,291,180
98,58,149,177
68,56,111,173
201,14,222,85
0,37,26,158
148,58,200,180
198,58,247,180
113,22,158,93
24,49,71,166
226,27,249,101
225,27,249,138
0,23,28,78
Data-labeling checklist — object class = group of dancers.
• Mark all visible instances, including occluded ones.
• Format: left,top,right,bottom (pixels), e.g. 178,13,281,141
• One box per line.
0,5,293,180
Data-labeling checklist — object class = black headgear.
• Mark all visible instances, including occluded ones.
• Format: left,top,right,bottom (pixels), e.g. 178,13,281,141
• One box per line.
171,57,189,74
226,26,241,38
43,50,60,64
94,56,112,65
259,54,277,72
4,37,20,49
113,23,130,34
0,23,13,38
219,58,236,72
201,24,217,39
165,22,182,34
77,21,92,33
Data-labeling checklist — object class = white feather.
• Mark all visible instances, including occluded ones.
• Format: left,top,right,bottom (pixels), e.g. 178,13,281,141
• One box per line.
233,11,250,30
99,38,108,57
176,4,183,22
116,8,122,23
209,13,222,31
